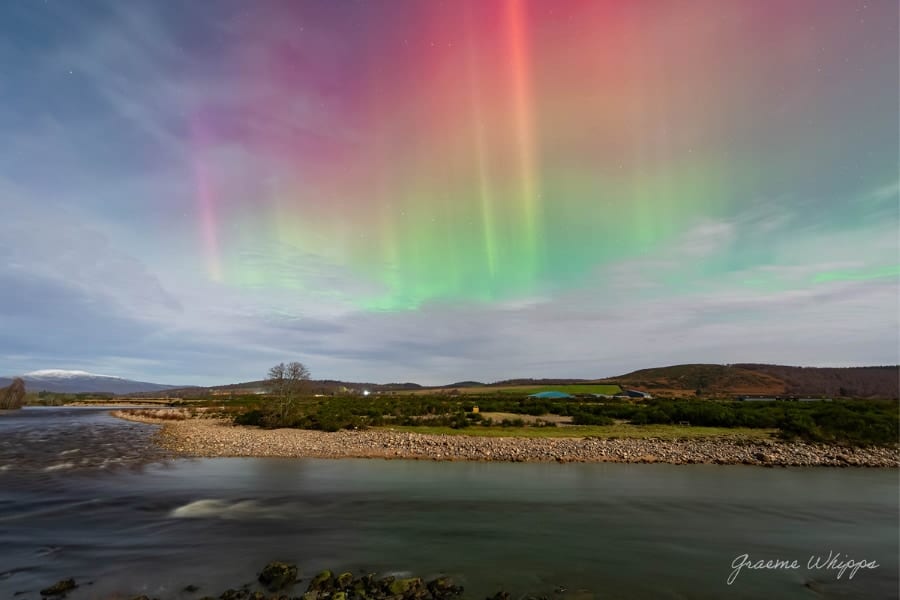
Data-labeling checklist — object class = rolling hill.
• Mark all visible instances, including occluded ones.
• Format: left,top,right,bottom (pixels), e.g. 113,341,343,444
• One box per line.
601,364,899,398
50,363,896,400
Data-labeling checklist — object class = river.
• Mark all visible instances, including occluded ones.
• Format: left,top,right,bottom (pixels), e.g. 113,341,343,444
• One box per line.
1,408,897,599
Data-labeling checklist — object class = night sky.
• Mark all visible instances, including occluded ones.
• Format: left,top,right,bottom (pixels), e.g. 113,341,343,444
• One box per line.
2,0,897,385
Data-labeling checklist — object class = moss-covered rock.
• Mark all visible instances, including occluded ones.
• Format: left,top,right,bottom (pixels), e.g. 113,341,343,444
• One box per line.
307,570,334,593
258,561,298,591
388,577,425,598
357,573,376,590
40,578,77,597
427,577,463,599
336,571,354,590
375,576,395,595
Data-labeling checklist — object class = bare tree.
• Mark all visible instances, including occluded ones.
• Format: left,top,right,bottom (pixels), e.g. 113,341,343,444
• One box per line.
0,378,26,410
266,362,311,426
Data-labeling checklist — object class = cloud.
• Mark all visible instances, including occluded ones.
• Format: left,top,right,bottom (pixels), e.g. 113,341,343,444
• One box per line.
2,172,897,385
0,189,182,319
0,3,896,385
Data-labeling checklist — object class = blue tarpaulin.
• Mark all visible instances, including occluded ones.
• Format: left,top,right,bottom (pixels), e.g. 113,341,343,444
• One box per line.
528,391,574,399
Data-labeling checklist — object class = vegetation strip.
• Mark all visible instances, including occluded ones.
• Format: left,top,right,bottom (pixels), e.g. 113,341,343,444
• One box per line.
228,393,898,447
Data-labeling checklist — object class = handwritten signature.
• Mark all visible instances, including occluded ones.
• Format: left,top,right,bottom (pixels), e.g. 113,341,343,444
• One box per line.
727,552,880,585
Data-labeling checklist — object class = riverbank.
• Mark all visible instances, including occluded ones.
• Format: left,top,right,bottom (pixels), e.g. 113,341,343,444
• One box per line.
113,412,898,467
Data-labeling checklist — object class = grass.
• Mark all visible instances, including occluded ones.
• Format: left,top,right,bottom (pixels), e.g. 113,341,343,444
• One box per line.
418,384,623,395
378,424,777,440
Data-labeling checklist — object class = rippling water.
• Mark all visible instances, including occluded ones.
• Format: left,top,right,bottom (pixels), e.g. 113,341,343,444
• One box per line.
1,408,897,600
0,407,170,474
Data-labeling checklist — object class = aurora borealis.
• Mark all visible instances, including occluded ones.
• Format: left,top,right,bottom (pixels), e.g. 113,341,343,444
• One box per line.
1,0,898,384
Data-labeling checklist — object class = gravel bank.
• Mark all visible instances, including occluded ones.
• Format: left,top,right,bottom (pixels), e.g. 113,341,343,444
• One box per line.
114,412,899,468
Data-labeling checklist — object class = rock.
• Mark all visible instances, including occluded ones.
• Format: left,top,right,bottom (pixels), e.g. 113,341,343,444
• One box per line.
307,570,335,593
40,578,77,597
258,561,299,591
336,572,354,589
376,576,395,595
388,577,424,598
354,573,377,596
427,577,463,598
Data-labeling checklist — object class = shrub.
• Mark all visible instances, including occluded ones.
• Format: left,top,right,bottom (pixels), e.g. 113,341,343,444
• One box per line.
233,409,265,427
571,412,614,426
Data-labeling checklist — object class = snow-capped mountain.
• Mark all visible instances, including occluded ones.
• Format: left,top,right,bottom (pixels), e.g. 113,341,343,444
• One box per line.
0,369,181,394
24,369,122,379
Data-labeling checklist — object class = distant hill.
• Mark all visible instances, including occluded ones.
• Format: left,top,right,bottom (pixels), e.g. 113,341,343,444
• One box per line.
489,378,593,387
0,370,184,395
117,363,899,400
602,364,899,399
129,378,424,398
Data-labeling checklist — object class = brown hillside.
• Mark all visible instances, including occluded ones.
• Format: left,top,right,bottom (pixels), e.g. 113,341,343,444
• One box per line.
734,364,899,399
602,363,899,398
600,364,787,396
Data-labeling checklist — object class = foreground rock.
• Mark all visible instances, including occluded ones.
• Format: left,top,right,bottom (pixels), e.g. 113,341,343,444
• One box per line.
38,565,465,600
40,578,77,597
258,561,299,591
114,413,899,468
301,569,463,600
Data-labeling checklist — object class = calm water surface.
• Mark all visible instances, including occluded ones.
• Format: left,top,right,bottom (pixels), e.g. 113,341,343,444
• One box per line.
1,408,897,600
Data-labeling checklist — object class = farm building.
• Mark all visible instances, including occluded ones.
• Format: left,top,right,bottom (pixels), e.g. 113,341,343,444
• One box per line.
528,391,575,399
623,389,653,399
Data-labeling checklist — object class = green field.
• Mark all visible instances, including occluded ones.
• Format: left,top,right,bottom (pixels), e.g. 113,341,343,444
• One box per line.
379,424,776,440
438,384,622,395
